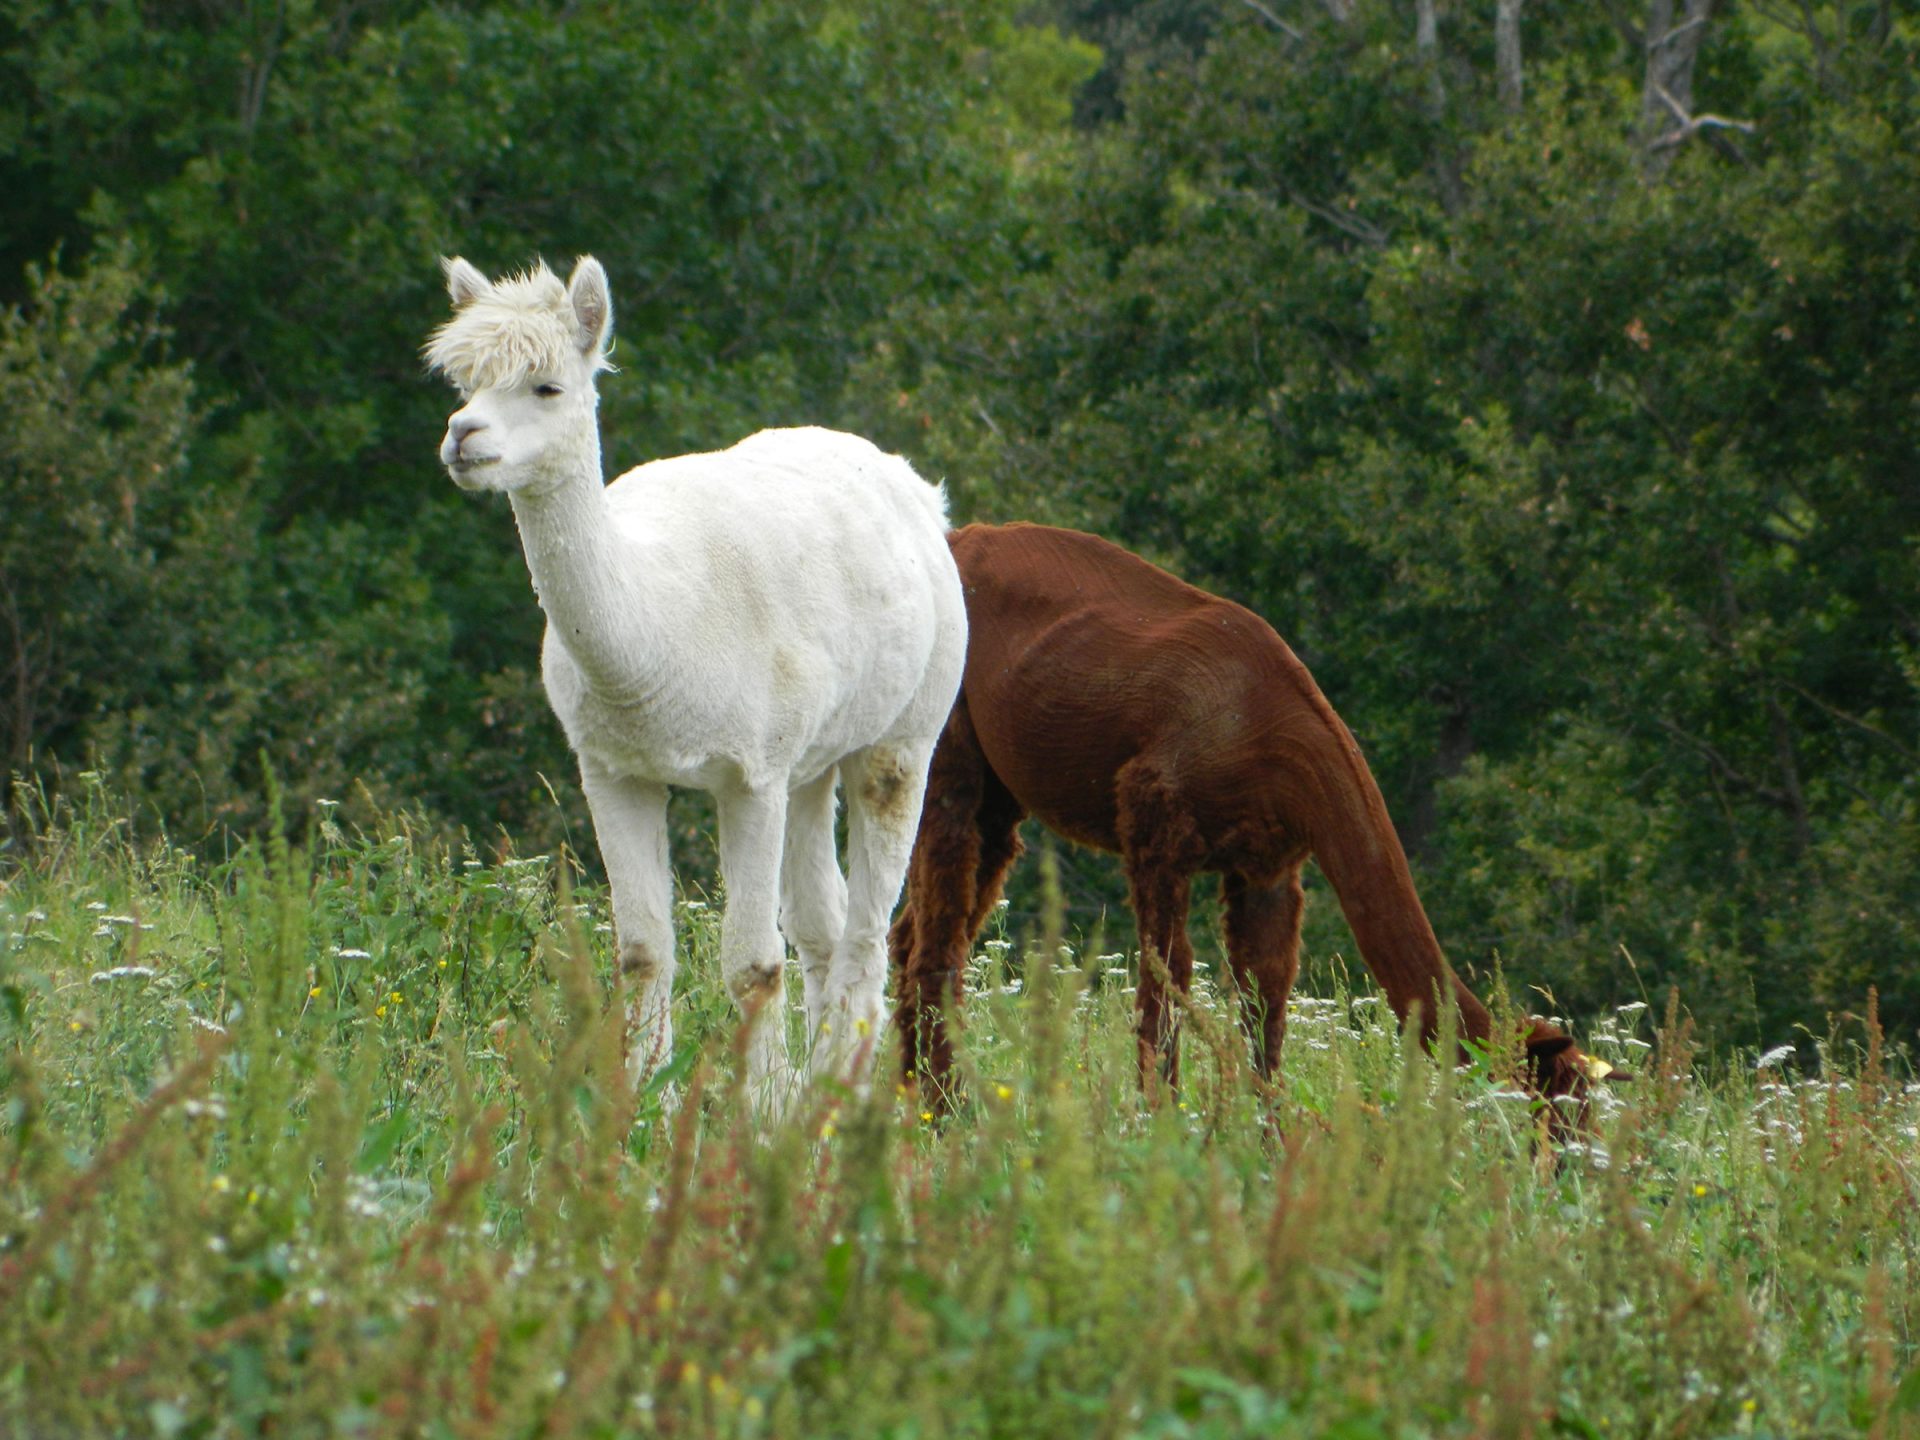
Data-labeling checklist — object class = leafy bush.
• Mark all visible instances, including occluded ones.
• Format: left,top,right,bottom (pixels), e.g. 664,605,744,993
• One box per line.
0,249,204,778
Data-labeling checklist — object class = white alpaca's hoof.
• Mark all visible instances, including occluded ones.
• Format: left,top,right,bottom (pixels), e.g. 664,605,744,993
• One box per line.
810,997,888,1089
743,1063,800,1129
636,1080,681,1121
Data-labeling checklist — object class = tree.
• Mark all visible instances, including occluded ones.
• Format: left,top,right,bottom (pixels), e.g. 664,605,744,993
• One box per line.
0,249,202,779
0,0,1082,850
856,1,1920,1043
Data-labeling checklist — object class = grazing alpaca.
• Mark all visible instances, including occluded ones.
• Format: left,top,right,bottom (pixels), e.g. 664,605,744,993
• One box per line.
426,256,965,1115
891,522,1602,1113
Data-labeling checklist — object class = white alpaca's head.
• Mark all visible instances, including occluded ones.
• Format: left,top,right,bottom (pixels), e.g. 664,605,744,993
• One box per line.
424,255,614,495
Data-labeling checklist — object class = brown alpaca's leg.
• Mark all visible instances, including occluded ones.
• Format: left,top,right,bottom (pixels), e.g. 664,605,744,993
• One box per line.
896,704,1007,1102
886,900,918,1053
1117,760,1203,1095
1129,869,1196,1092
1223,867,1304,1078
963,773,1025,938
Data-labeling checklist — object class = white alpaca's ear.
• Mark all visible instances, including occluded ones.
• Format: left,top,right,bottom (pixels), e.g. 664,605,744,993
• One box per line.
443,256,491,310
568,256,613,357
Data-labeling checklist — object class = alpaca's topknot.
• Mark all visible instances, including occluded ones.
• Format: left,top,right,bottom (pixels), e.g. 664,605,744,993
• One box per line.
423,260,612,393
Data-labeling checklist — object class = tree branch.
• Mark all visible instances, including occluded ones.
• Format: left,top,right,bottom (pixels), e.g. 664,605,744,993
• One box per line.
1286,189,1390,247
1763,687,1814,855
1650,12,1713,49
1648,82,1757,152
1657,718,1797,815
1235,0,1305,41
1777,678,1920,771
1600,0,1646,50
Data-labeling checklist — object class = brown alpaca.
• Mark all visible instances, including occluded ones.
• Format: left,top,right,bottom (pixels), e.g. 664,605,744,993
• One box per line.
889,522,1601,1112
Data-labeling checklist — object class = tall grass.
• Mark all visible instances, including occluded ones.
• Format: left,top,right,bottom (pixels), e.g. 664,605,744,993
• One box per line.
2,776,1917,1438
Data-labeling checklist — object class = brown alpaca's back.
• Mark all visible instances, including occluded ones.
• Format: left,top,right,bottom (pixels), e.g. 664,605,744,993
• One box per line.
951,523,1361,870
894,522,1594,1114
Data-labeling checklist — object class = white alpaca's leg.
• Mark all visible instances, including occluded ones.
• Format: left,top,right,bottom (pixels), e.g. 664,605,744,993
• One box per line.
817,741,935,1080
780,766,847,1052
715,782,796,1120
579,763,677,1087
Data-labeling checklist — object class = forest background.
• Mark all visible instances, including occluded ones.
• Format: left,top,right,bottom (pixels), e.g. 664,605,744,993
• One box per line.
2,0,1915,1054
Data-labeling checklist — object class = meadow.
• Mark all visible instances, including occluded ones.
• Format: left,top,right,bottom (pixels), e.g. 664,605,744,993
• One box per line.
1,777,1916,1439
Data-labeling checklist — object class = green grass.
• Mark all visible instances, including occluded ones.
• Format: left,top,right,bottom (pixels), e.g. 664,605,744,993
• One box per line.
2,777,1917,1439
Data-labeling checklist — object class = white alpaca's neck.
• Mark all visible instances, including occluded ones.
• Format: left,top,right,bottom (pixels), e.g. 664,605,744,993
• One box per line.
506,423,654,699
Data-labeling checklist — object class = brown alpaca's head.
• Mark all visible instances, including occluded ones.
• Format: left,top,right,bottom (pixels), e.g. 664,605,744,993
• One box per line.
1523,1020,1624,1140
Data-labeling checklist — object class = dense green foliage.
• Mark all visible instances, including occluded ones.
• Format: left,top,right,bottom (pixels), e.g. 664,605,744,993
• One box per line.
846,3,1920,1049
3,788,1918,1436
2,0,1916,1052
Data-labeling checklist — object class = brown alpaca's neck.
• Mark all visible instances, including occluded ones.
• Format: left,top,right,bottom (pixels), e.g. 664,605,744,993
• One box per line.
1303,730,1493,1053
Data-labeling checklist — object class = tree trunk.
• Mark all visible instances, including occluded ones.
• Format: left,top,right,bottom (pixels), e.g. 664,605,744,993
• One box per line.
1495,0,1525,114
1415,0,1468,214
1639,0,1716,171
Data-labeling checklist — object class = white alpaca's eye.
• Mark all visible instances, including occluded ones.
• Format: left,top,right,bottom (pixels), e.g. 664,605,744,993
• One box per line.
534,383,563,399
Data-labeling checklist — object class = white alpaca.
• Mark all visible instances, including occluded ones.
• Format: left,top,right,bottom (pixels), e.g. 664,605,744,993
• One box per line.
424,255,966,1117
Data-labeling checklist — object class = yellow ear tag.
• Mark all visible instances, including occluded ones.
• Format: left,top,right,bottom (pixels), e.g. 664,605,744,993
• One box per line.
1580,1055,1617,1082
